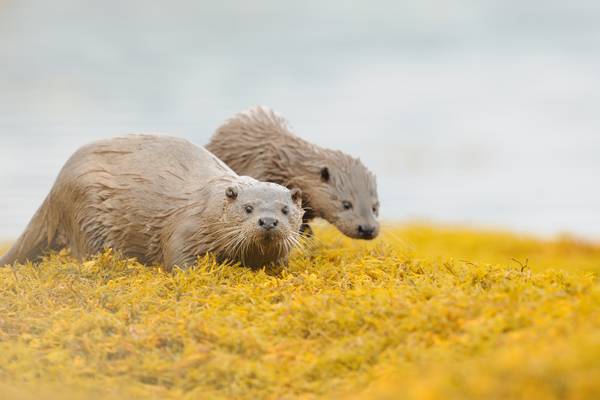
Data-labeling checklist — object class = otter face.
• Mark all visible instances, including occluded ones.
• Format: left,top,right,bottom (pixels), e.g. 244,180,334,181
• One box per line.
314,163,380,240
221,182,304,267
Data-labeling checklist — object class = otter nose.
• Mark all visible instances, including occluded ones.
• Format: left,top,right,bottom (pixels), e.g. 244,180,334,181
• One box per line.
258,217,278,230
357,225,376,239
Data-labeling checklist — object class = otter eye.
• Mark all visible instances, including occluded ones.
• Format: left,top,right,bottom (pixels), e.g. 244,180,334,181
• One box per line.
244,205,254,214
372,206,378,213
342,201,353,210
281,206,289,215
320,167,330,182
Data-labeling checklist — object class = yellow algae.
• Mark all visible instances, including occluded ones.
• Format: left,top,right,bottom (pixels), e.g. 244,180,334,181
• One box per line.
0,224,598,399
394,224,600,274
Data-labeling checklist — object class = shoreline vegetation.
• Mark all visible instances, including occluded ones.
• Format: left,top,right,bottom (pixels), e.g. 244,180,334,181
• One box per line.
0,224,599,399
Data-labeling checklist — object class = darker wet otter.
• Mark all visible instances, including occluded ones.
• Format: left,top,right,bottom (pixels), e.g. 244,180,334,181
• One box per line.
206,107,380,240
0,135,304,269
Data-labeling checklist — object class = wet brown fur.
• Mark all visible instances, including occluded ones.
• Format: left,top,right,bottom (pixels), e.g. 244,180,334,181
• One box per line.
206,107,380,239
0,135,303,269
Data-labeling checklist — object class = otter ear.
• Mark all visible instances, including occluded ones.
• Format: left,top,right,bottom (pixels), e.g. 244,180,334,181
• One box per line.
290,188,302,206
320,167,330,183
225,186,238,200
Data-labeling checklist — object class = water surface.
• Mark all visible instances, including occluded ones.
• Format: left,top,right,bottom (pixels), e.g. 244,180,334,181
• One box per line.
1,1,599,239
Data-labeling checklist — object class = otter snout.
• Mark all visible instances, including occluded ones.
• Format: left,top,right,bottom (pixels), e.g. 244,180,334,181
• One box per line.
357,224,378,240
258,217,279,230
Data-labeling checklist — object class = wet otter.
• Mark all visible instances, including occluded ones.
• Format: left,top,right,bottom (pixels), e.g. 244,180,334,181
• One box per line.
0,135,304,269
206,107,380,239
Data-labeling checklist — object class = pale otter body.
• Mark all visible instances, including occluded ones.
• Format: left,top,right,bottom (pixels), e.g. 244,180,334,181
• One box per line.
206,107,380,239
0,135,303,269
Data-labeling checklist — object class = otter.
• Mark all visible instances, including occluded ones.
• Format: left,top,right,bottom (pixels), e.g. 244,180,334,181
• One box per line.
206,107,380,240
0,135,304,269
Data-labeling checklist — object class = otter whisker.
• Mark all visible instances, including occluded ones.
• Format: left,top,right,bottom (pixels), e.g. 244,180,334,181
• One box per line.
209,230,239,251
210,227,245,259
285,233,311,257
231,231,248,264
224,232,245,260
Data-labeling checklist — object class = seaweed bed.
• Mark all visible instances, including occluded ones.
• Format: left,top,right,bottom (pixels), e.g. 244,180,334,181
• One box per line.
0,224,599,399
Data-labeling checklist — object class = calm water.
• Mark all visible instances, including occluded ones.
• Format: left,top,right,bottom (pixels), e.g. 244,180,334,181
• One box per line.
1,1,600,239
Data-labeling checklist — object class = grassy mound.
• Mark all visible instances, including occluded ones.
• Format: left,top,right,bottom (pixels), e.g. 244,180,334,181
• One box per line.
0,225,599,399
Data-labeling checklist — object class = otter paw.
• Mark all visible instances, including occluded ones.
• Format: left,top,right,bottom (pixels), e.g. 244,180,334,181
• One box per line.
299,223,314,237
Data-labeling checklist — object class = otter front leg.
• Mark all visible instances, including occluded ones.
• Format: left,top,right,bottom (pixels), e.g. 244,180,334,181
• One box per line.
299,223,313,237
299,213,314,237
299,200,315,238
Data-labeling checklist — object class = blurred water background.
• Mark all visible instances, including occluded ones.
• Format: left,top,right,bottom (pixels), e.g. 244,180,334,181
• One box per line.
1,0,599,240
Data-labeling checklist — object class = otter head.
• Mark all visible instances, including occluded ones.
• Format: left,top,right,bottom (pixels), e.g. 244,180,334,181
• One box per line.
308,155,380,240
220,180,304,268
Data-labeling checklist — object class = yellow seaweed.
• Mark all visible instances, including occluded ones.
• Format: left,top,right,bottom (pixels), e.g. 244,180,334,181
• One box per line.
0,224,599,399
